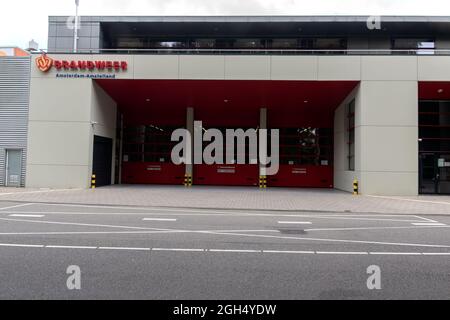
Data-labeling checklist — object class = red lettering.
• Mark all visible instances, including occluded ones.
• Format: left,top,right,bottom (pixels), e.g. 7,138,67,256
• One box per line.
77,61,87,70
54,60,62,70
51,59,127,73
95,61,106,70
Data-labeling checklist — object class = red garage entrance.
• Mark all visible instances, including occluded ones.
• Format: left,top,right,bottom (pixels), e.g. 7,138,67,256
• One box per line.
96,79,358,188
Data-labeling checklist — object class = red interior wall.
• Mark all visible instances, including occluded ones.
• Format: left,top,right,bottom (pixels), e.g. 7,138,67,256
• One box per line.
194,164,259,186
267,165,333,188
122,163,185,185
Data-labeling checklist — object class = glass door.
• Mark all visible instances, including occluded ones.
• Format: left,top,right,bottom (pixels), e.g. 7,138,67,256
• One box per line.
5,149,22,187
419,153,450,194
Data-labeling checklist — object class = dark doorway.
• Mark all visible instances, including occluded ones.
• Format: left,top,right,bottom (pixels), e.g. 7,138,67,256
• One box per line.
93,135,113,187
419,153,450,194
419,100,450,194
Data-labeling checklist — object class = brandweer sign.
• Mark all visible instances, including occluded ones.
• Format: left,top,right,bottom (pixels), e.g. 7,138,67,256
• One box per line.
35,54,128,73
54,59,128,71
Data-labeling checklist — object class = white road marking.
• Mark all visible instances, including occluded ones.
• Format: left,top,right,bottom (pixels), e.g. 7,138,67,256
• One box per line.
278,221,312,225
209,249,262,253
46,245,97,250
1,216,449,249
0,203,35,211
369,252,423,256
422,252,450,256
0,210,428,224
152,248,205,252
412,223,446,226
262,250,315,254
8,214,44,218
412,215,438,223
142,218,177,222
0,200,432,223
0,189,81,197
194,230,450,249
316,251,369,255
98,247,151,251
0,229,280,236
0,242,447,256
0,217,175,231
305,225,450,232
0,243,44,248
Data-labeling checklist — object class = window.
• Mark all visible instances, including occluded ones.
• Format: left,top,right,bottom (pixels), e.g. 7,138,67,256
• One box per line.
233,39,265,49
271,39,298,49
122,125,181,163
347,99,355,171
392,38,435,54
277,128,333,166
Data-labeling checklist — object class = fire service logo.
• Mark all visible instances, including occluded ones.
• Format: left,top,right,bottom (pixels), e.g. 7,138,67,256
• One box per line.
35,54,128,74
36,54,53,72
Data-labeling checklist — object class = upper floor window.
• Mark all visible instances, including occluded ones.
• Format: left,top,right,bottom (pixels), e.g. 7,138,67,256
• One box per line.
392,38,435,54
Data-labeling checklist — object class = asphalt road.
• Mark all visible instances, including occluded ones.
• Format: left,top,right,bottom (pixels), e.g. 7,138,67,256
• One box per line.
0,200,448,300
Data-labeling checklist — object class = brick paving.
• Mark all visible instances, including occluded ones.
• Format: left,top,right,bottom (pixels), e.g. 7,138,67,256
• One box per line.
1,185,450,215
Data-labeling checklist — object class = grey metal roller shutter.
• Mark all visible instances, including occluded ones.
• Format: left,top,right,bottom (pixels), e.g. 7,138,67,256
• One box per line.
0,56,31,187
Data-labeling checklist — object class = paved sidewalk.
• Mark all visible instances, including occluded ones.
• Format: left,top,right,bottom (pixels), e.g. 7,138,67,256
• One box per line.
1,185,450,215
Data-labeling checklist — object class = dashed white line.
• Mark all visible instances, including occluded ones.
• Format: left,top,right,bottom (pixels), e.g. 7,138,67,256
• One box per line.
316,251,368,255
98,247,151,251
152,248,204,252
142,218,177,222
209,249,262,253
0,242,448,256
262,250,315,254
0,243,44,248
46,245,97,250
369,252,423,256
278,221,312,225
412,223,446,226
8,214,45,218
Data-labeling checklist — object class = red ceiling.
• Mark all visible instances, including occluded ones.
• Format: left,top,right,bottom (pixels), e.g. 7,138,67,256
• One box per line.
419,82,450,100
96,79,358,127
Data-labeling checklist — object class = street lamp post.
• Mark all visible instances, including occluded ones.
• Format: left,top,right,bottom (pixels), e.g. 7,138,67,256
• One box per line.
73,0,80,53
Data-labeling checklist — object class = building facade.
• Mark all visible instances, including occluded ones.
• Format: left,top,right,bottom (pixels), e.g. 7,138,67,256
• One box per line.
7,16,450,195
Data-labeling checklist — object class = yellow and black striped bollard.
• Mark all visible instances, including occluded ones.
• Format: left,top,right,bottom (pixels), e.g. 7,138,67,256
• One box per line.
353,179,359,195
259,175,267,189
91,174,96,189
184,174,193,187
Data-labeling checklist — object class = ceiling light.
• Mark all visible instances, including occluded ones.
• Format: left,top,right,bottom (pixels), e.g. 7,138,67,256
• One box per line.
304,100,309,103
146,98,151,102
438,89,444,93
224,99,229,103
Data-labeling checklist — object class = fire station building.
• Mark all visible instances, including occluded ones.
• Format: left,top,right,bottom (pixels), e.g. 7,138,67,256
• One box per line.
4,16,450,195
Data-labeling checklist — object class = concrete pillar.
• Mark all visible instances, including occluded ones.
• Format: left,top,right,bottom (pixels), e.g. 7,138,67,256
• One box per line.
357,80,418,195
259,108,267,177
186,107,194,177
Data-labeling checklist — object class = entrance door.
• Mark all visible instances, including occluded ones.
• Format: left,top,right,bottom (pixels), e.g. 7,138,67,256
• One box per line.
5,149,22,187
93,136,113,187
419,153,450,194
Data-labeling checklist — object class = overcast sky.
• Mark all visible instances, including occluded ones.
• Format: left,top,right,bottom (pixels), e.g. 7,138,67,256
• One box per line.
1,0,449,49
